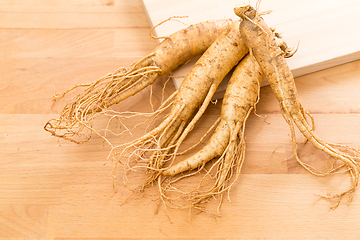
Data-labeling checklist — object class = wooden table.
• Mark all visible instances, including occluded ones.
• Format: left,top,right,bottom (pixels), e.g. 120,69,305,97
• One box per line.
1,0,360,238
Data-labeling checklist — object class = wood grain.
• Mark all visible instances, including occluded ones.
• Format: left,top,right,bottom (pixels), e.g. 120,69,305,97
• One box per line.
1,0,360,238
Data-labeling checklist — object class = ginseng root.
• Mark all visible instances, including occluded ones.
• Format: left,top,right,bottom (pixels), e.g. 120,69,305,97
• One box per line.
44,19,234,143
159,35,293,210
158,54,262,210
112,20,249,187
235,4,360,206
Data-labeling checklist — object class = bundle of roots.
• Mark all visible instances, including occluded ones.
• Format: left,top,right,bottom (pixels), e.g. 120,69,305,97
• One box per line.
45,6,360,213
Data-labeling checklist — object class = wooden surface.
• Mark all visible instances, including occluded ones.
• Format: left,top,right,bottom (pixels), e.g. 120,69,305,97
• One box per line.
142,0,360,98
1,0,360,238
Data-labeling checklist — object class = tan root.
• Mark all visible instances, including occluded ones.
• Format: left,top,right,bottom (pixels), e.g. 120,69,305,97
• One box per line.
235,4,360,207
44,19,235,143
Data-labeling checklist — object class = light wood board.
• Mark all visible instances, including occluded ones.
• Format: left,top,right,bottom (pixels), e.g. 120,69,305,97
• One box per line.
2,0,360,238
142,0,360,98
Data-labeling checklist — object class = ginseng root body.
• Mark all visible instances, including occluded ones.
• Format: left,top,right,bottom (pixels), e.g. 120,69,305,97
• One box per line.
159,33,292,209
235,5,360,205
114,20,249,187
45,19,234,143
159,54,263,209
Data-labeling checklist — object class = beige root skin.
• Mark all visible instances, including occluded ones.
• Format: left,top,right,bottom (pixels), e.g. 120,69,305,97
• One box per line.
44,19,234,144
162,54,262,176
162,120,231,176
113,20,249,188
235,5,360,206
158,54,263,209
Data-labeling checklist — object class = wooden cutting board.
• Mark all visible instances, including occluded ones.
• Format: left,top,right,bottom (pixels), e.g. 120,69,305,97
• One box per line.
142,0,360,99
